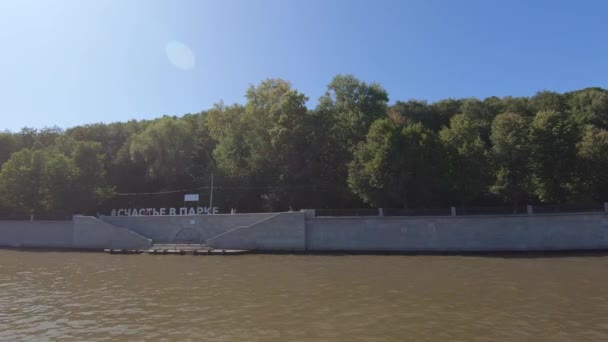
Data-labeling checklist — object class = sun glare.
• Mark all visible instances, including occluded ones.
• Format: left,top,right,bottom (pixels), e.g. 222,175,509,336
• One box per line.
165,41,195,70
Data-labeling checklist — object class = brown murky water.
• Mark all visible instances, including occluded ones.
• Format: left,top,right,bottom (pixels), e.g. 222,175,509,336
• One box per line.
1,250,608,341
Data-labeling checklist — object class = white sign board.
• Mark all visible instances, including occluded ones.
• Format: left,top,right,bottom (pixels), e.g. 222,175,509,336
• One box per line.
184,194,199,202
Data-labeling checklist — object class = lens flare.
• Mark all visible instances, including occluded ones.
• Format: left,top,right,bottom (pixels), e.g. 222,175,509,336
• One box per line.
165,41,195,70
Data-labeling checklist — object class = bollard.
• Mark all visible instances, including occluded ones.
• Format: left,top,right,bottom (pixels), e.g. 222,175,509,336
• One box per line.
527,205,533,215
450,207,456,217
378,208,384,217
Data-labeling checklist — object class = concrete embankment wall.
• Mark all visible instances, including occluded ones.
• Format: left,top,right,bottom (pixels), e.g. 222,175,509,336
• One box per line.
307,213,608,252
72,216,152,249
0,216,152,250
3,212,607,252
202,212,608,252
101,213,276,244
0,221,75,248
207,212,306,251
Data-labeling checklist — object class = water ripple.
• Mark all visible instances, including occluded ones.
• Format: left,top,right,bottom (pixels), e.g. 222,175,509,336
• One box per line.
1,251,608,341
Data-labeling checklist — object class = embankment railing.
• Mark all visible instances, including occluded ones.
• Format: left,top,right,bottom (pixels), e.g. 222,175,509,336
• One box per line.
314,203,608,217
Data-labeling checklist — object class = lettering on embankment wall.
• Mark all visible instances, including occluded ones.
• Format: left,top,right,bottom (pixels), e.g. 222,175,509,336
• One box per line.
110,207,219,216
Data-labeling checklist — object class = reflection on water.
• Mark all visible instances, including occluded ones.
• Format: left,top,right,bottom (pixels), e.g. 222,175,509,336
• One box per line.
1,250,608,341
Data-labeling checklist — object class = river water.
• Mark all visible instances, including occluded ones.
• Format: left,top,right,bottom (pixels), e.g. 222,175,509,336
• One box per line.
1,251,608,341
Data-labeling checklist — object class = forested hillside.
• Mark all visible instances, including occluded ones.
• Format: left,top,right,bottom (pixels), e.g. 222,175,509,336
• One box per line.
1,75,607,217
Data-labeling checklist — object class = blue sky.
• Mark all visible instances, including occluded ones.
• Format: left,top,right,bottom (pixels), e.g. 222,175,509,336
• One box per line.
0,0,607,131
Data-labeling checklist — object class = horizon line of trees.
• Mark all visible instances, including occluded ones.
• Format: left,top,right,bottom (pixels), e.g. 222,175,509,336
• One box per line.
1,75,607,217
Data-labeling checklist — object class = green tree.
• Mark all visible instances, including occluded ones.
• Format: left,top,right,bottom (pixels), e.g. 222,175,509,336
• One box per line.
390,100,443,131
106,120,150,193
439,114,489,205
0,149,47,215
43,152,77,214
482,96,505,119
577,125,608,201
242,79,306,179
1,81,608,215
318,74,389,145
459,98,500,145
71,141,114,214
243,79,312,209
0,132,18,166
314,75,389,208
206,103,248,179
430,98,463,130
489,113,531,209
501,96,533,117
16,127,38,149
34,127,63,149
349,119,445,208
528,110,580,203
208,80,315,210
0,148,80,215
0,145,111,216
130,117,196,188
187,114,216,188
530,90,567,113
567,88,608,128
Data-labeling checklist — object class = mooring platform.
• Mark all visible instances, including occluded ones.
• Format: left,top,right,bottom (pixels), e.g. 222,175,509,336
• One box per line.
104,244,250,255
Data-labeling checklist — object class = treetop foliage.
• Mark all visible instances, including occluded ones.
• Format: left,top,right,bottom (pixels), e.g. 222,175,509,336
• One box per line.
1,75,607,216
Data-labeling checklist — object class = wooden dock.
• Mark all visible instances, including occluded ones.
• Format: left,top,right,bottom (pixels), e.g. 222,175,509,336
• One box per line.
104,244,250,256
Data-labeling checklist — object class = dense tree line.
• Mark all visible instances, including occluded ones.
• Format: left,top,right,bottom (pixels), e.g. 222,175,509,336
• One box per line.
1,75,607,217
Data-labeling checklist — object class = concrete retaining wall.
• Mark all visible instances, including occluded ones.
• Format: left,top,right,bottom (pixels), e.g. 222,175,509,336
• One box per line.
307,213,608,252
101,213,276,243
207,212,306,251
0,221,75,248
0,217,151,250
200,212,608,252
3,212,608,252
73,216,152,249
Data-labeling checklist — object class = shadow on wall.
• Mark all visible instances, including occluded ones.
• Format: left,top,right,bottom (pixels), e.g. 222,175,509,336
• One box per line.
172,227,203,244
